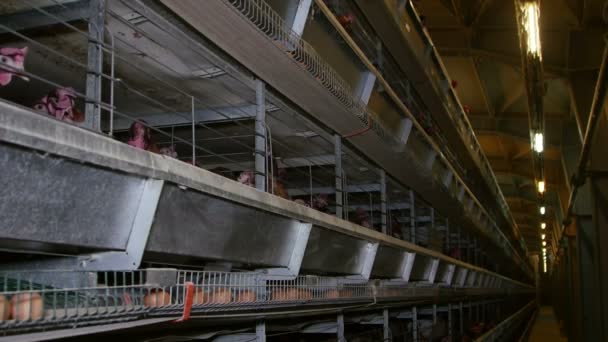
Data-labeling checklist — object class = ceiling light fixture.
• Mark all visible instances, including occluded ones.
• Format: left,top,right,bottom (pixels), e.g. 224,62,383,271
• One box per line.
541,222,546,229
541,234,545,239
540,206,546,215
537,180,546,194
542,241,546,246
521,1,542,59
533,132,544,153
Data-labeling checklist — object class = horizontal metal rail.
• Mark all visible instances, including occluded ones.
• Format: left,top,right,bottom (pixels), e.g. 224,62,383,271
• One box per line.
475,300,536,341
562,39,608,239
0,268,532,337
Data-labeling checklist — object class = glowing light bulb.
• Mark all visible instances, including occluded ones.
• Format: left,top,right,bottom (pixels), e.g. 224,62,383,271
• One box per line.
540,206,546,215
533,132,544,153
541,234,545,239
522,2,542,59
541,222,546,229
542,241,546,246
537,181,545,194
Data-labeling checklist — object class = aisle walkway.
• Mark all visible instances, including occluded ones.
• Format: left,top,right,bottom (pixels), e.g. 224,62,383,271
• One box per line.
528,306,567,342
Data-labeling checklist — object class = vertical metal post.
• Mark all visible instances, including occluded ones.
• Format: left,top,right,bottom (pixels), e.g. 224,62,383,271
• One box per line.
85,0,105,131
590,113,608,341
335,134,343,219
380,169,387,234
446,218,450,252
457,229,461,259
191,96,196,165
459,302,464,335
412,306,418,342
383,308,391,342
255,79,267,192
466,236,471,264
337,313,345,342
433,304,437,324
448,303,453,338
410,190,416,244
309,164,313,206
576,215,600,341
107,32,115,136
474,238,478,265
468,301,472,322
430,207,435,247
256,320,266,342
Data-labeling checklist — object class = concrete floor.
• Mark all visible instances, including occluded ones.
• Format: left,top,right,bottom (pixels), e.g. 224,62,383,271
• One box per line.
528,306,567,342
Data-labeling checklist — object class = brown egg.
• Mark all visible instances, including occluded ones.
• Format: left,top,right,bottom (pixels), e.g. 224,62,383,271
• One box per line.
143,290,171,307
0,295,10,321
298,289,312,300
203,288,232,304
192,288,206,305
233,290,256,303
324,289,341,299
339,289,353,298
271,287,300,301
11,292,43,321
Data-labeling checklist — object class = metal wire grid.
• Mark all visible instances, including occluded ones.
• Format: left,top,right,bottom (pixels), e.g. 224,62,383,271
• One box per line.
0,269,457,334
226,0,386,138
0,270,153,334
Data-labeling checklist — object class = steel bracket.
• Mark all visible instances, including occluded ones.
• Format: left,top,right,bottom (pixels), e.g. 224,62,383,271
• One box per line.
256,222,312,280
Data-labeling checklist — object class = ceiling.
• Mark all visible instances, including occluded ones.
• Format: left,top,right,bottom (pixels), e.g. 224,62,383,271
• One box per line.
413,0,606,253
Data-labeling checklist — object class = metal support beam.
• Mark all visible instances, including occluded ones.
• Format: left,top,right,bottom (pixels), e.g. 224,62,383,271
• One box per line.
341,242,379,283
380,169,387,234
394,118,413,152
424,150,437,170
84,0,105,131
590,129,608,341
256,321,266,342
446,218,451,251
412,306,418,342
337,313,345,342
255,79,266,192
256,222,312,279
383,309,391,342
335,134,344,219
357,72,377,104
459,302,464,335
1,178,164,276
410,190,416,244
468,301,473,322
291,0,313,36
81,178,164,270
448,303,453,338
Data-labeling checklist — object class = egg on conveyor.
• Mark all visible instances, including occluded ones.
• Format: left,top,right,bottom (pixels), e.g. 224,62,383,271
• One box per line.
143,290,171,307
11,292,43,321
0,294,10,321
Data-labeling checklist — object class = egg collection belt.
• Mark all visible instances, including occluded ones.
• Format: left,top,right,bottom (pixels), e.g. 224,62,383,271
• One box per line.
0,268,525,337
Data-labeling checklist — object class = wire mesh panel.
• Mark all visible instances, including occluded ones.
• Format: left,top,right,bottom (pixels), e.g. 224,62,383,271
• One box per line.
0,270,155,335
0,267,520,337
0,268,467,336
